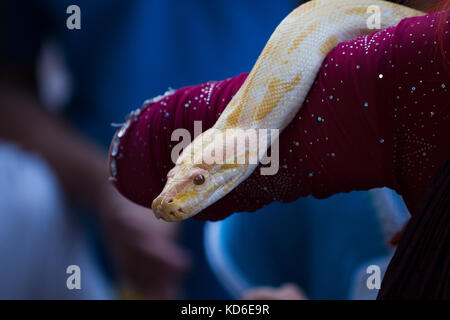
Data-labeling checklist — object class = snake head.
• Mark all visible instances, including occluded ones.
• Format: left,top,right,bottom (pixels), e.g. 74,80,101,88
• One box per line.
152,161,253,222
151,129,256,222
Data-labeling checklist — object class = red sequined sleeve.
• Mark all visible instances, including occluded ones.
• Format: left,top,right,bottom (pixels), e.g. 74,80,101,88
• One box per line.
110,11,449,221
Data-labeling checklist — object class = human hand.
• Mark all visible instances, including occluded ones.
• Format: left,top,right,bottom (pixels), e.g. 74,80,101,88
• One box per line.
96,184,191,299
242,283,308,300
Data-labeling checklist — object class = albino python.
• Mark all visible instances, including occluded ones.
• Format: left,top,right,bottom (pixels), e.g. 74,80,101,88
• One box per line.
152,0,423,222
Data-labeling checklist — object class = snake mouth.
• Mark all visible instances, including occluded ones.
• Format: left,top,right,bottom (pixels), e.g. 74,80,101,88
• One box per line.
151,196,192,222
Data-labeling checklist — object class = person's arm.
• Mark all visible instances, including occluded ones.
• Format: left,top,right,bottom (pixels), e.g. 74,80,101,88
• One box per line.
111,11,449,221
110,22,395,220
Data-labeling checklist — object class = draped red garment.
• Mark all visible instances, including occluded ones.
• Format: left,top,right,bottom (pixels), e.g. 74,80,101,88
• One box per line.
110,11,449,221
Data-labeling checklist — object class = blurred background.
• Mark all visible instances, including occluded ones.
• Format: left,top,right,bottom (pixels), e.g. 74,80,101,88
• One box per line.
0,0,409,299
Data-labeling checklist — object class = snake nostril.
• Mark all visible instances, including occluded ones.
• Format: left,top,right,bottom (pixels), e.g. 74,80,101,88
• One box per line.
167,198,173,204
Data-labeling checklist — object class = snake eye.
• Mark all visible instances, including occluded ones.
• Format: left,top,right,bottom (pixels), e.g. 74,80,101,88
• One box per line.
193,174,205,185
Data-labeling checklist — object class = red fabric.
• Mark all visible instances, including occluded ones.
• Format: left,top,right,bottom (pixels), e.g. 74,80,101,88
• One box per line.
110,11,450,221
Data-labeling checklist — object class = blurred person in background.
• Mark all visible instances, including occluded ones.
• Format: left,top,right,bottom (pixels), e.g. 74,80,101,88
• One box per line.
0,0,301,299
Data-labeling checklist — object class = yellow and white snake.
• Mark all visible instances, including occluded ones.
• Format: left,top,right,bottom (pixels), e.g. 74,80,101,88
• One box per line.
152,0,423,222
